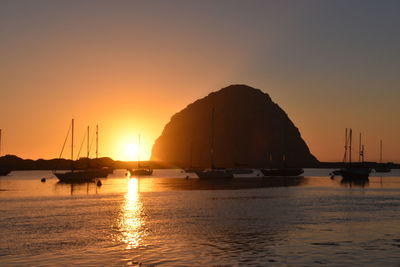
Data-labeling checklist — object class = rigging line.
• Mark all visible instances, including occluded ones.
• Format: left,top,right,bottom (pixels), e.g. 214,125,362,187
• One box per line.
58,123,72,159
342,128,348,163
76,129,88,160
54,122,72,172
88,132,95,158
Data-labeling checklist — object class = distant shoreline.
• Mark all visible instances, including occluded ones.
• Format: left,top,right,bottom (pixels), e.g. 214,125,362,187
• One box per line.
0,154,398,171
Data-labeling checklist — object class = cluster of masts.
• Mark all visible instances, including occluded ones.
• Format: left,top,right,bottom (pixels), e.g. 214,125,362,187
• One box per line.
343,128,365,163
58,119,100,161
52,119,113,183
343,128,386,164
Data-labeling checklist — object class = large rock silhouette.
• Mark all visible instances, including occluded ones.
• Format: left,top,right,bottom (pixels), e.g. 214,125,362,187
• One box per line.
151,84,318,168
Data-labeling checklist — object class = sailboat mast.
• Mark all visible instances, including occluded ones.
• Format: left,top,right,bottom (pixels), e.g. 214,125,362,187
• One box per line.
283,119,287,168
343,128,348,163
87,126,90,159
361,145,365,162
380,139,383,163
96,125,99,159
71,119,74,161
349,128,352,164
138,134,141,169
210,107,215,169
189,141,193,168
269,152,272,167
0,129,2,157
358,133,362,162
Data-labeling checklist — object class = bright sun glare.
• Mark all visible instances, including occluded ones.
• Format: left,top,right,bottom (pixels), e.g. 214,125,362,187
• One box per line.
114,133,152,161
124,143,139,161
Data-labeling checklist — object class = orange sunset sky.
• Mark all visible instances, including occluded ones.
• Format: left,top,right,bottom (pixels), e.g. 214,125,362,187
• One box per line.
1,1,400,162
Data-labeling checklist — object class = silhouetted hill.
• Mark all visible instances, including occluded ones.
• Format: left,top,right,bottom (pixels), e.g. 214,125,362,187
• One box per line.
151,84,318,168
0,154,162,171
0,155,116,170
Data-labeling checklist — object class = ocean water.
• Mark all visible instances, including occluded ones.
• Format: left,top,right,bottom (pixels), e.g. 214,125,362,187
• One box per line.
1,169,400,266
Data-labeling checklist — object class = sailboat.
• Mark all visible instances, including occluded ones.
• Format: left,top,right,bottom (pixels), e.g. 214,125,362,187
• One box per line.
183,140,201,173
374,140,391,173
54,119,97,183
260,121,303,177
128,134,153,176
260,167,303,177
0,129,11,176
333,128,370,180
86,125,113,178
260,153,304,177
194,108,233,179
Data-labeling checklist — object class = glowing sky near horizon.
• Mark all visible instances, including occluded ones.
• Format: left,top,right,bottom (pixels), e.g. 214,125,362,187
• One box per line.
1,0,400,162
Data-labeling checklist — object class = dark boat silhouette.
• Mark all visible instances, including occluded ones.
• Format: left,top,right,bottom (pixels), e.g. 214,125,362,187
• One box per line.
89,166,113,177
340,168,370,180
260,168,304,177
53,119,102,183
374,140,391,173
128,167,153,176
55,171,96,183
332,128,370,180
195,168,233,179
259,121,303,177
86,125,112,178
230,168,255,175
374,167,391,173
330,167,370,180
128,134,153,176
194,108,233,179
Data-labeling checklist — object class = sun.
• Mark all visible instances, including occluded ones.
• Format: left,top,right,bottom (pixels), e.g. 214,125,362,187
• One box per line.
124,143,139,161
111,131,152,161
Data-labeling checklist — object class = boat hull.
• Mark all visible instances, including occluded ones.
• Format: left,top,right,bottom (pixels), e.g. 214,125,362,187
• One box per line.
260,168,304,177
340,168,370,180
54,171,97,183
128,169,153,176
374,168,391,173
194,169,234,179
86,168,110,178
184,168,202,173
230,168,255,175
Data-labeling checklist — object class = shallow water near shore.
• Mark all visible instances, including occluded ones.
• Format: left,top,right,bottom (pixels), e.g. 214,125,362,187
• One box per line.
1,169,400,266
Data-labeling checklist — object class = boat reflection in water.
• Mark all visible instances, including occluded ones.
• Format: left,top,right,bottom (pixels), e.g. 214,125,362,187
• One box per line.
55,180,101,195
114,178,147,249
150,176,306,191
340,177,369,188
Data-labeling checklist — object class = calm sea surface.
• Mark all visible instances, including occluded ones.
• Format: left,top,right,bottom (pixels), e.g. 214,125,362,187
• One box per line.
1,169,400,266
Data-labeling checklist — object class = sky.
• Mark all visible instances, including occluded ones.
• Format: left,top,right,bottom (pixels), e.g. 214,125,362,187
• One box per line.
1,0,400,162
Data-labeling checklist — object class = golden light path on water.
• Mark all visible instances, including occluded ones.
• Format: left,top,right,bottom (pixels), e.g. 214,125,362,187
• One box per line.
116,178,146,249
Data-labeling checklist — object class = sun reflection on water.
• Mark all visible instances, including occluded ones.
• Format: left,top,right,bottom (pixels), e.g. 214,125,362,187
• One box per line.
116,178,147,249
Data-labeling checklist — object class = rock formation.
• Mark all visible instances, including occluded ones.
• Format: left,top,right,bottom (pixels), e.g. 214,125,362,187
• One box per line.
151,84,318,168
